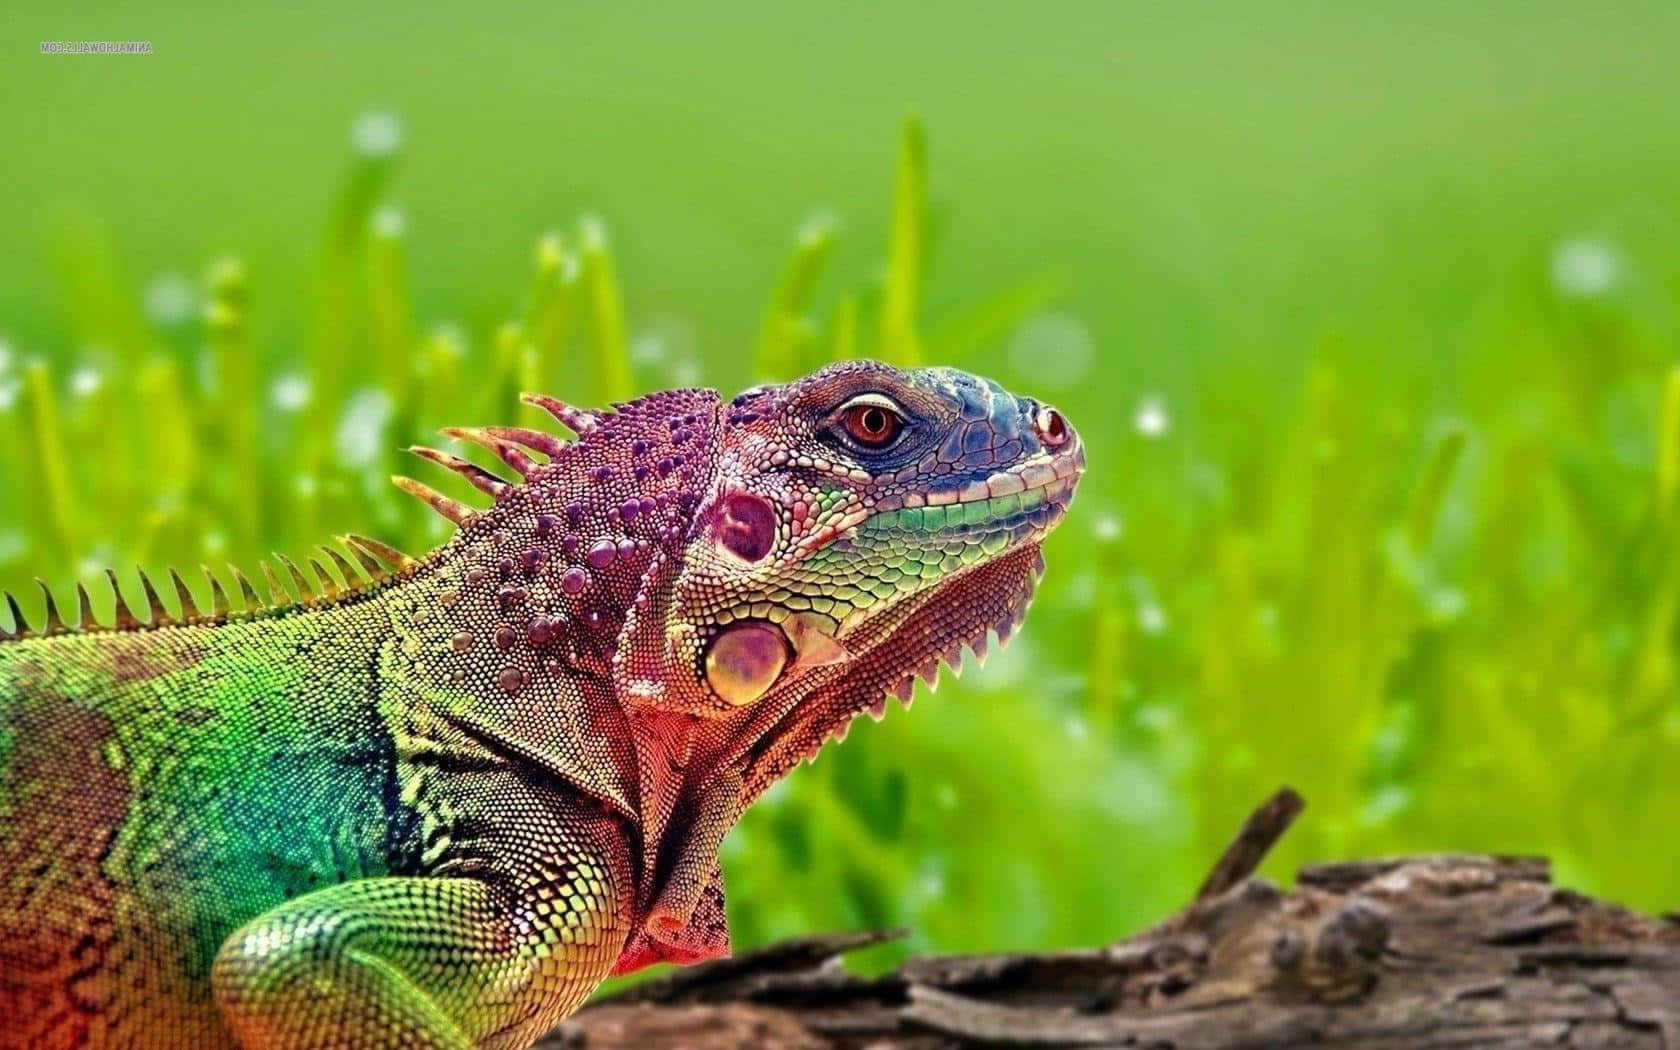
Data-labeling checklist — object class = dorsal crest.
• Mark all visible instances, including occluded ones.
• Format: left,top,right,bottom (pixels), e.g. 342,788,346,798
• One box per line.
0,534,417,642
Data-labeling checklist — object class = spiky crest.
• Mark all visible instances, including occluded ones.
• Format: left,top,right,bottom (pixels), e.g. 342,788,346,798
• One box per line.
0,534,420,643
394,388,605,529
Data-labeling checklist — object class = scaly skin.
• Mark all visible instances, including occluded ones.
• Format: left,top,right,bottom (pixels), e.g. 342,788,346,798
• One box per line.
0,361,1083,1048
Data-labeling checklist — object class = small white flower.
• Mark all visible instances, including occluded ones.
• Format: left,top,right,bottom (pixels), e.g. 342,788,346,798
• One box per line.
1137,602,1168,635
630,334,667,368
667,358,702,386
1134,395,1170,438
69,366,102,398
351,109,403,157
1091,512,1124,543
335,388,394,468
1551,238,1619,297
144,273,197,327
371,204,406,239
271,374,311,412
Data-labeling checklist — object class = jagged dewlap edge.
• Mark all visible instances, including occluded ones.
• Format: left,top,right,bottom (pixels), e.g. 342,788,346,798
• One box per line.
736,540,1048,806
0,392,610,643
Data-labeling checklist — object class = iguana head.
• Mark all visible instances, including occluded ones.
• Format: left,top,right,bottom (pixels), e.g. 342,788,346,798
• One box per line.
627,361,1082,763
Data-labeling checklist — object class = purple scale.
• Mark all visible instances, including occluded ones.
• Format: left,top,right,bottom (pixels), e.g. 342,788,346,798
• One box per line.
616,537,637,558
619,499,640,521
560,567,589,594
591,466,613,482
586,539,617,569
526,618,556,645
535,513,559,537
520,548,547,570
561,534,581,557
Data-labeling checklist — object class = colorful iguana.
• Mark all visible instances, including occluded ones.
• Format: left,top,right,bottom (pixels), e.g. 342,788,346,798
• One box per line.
0,360,1083,1048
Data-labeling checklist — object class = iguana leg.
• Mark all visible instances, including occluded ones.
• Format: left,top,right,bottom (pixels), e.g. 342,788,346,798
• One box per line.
211,863,625,1050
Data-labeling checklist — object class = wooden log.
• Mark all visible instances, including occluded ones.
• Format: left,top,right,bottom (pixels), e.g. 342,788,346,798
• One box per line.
544,788,1680,1049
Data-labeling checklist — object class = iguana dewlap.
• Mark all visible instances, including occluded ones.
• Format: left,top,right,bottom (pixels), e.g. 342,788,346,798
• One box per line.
0,361,1083,1048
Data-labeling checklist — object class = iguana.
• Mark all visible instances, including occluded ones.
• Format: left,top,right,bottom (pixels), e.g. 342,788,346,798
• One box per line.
0,360,1083,1049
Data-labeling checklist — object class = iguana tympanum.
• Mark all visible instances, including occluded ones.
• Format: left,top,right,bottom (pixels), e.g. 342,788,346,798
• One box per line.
0,361,1083,1048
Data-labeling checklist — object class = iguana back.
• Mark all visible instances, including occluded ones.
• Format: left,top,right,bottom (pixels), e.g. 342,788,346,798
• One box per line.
2,602,421,1045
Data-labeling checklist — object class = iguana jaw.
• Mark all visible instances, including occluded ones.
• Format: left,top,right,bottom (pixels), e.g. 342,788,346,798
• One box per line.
723,409,1084,800
734,538,1054,803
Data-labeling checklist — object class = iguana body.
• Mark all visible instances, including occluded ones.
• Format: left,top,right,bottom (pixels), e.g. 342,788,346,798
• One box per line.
0,362,1083,1048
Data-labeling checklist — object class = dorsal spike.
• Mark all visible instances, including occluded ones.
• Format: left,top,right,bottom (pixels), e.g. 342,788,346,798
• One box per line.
169,568,202,624
276,555,315,603
230,565,264,612
408,445,511,498
344,534,417,573
392,475,476,526
107,568,143,630
481,425,569,459
320,544,363,587
259,561,289,606
4,590,27,639
75,582,95,631
137,570,171,627
440,427,539,475
307,557,342,600
521,392,599,435
338,535,386,578
35,579,69,635
202,566,232,618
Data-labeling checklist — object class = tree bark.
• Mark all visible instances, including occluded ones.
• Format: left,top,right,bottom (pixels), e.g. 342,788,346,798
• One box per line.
543,788,1680,1049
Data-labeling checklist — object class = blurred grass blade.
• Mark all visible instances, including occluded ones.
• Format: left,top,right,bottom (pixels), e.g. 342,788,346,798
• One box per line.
579,215,632,401
493,322,528,422
1658,365,1680,521
524,232,578,392
880,115,926,367
309,112,401,467
205,257,260,542
757,212,838,380
20,360,80,555
132,357,196,506
1403,423,1467,553
368,204,414,399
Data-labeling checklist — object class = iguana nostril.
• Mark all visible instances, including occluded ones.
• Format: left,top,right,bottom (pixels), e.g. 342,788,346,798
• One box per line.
1035,407,1069,448
704,622,790,706
718,490,777,563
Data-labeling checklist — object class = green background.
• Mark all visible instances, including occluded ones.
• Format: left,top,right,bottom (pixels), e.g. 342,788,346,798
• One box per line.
4,1,1680,960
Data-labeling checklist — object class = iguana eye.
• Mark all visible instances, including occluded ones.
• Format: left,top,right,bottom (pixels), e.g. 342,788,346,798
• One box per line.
835,396,906,450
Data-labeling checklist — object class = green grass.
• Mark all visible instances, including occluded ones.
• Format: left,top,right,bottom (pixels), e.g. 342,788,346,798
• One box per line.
5,0,1680,964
